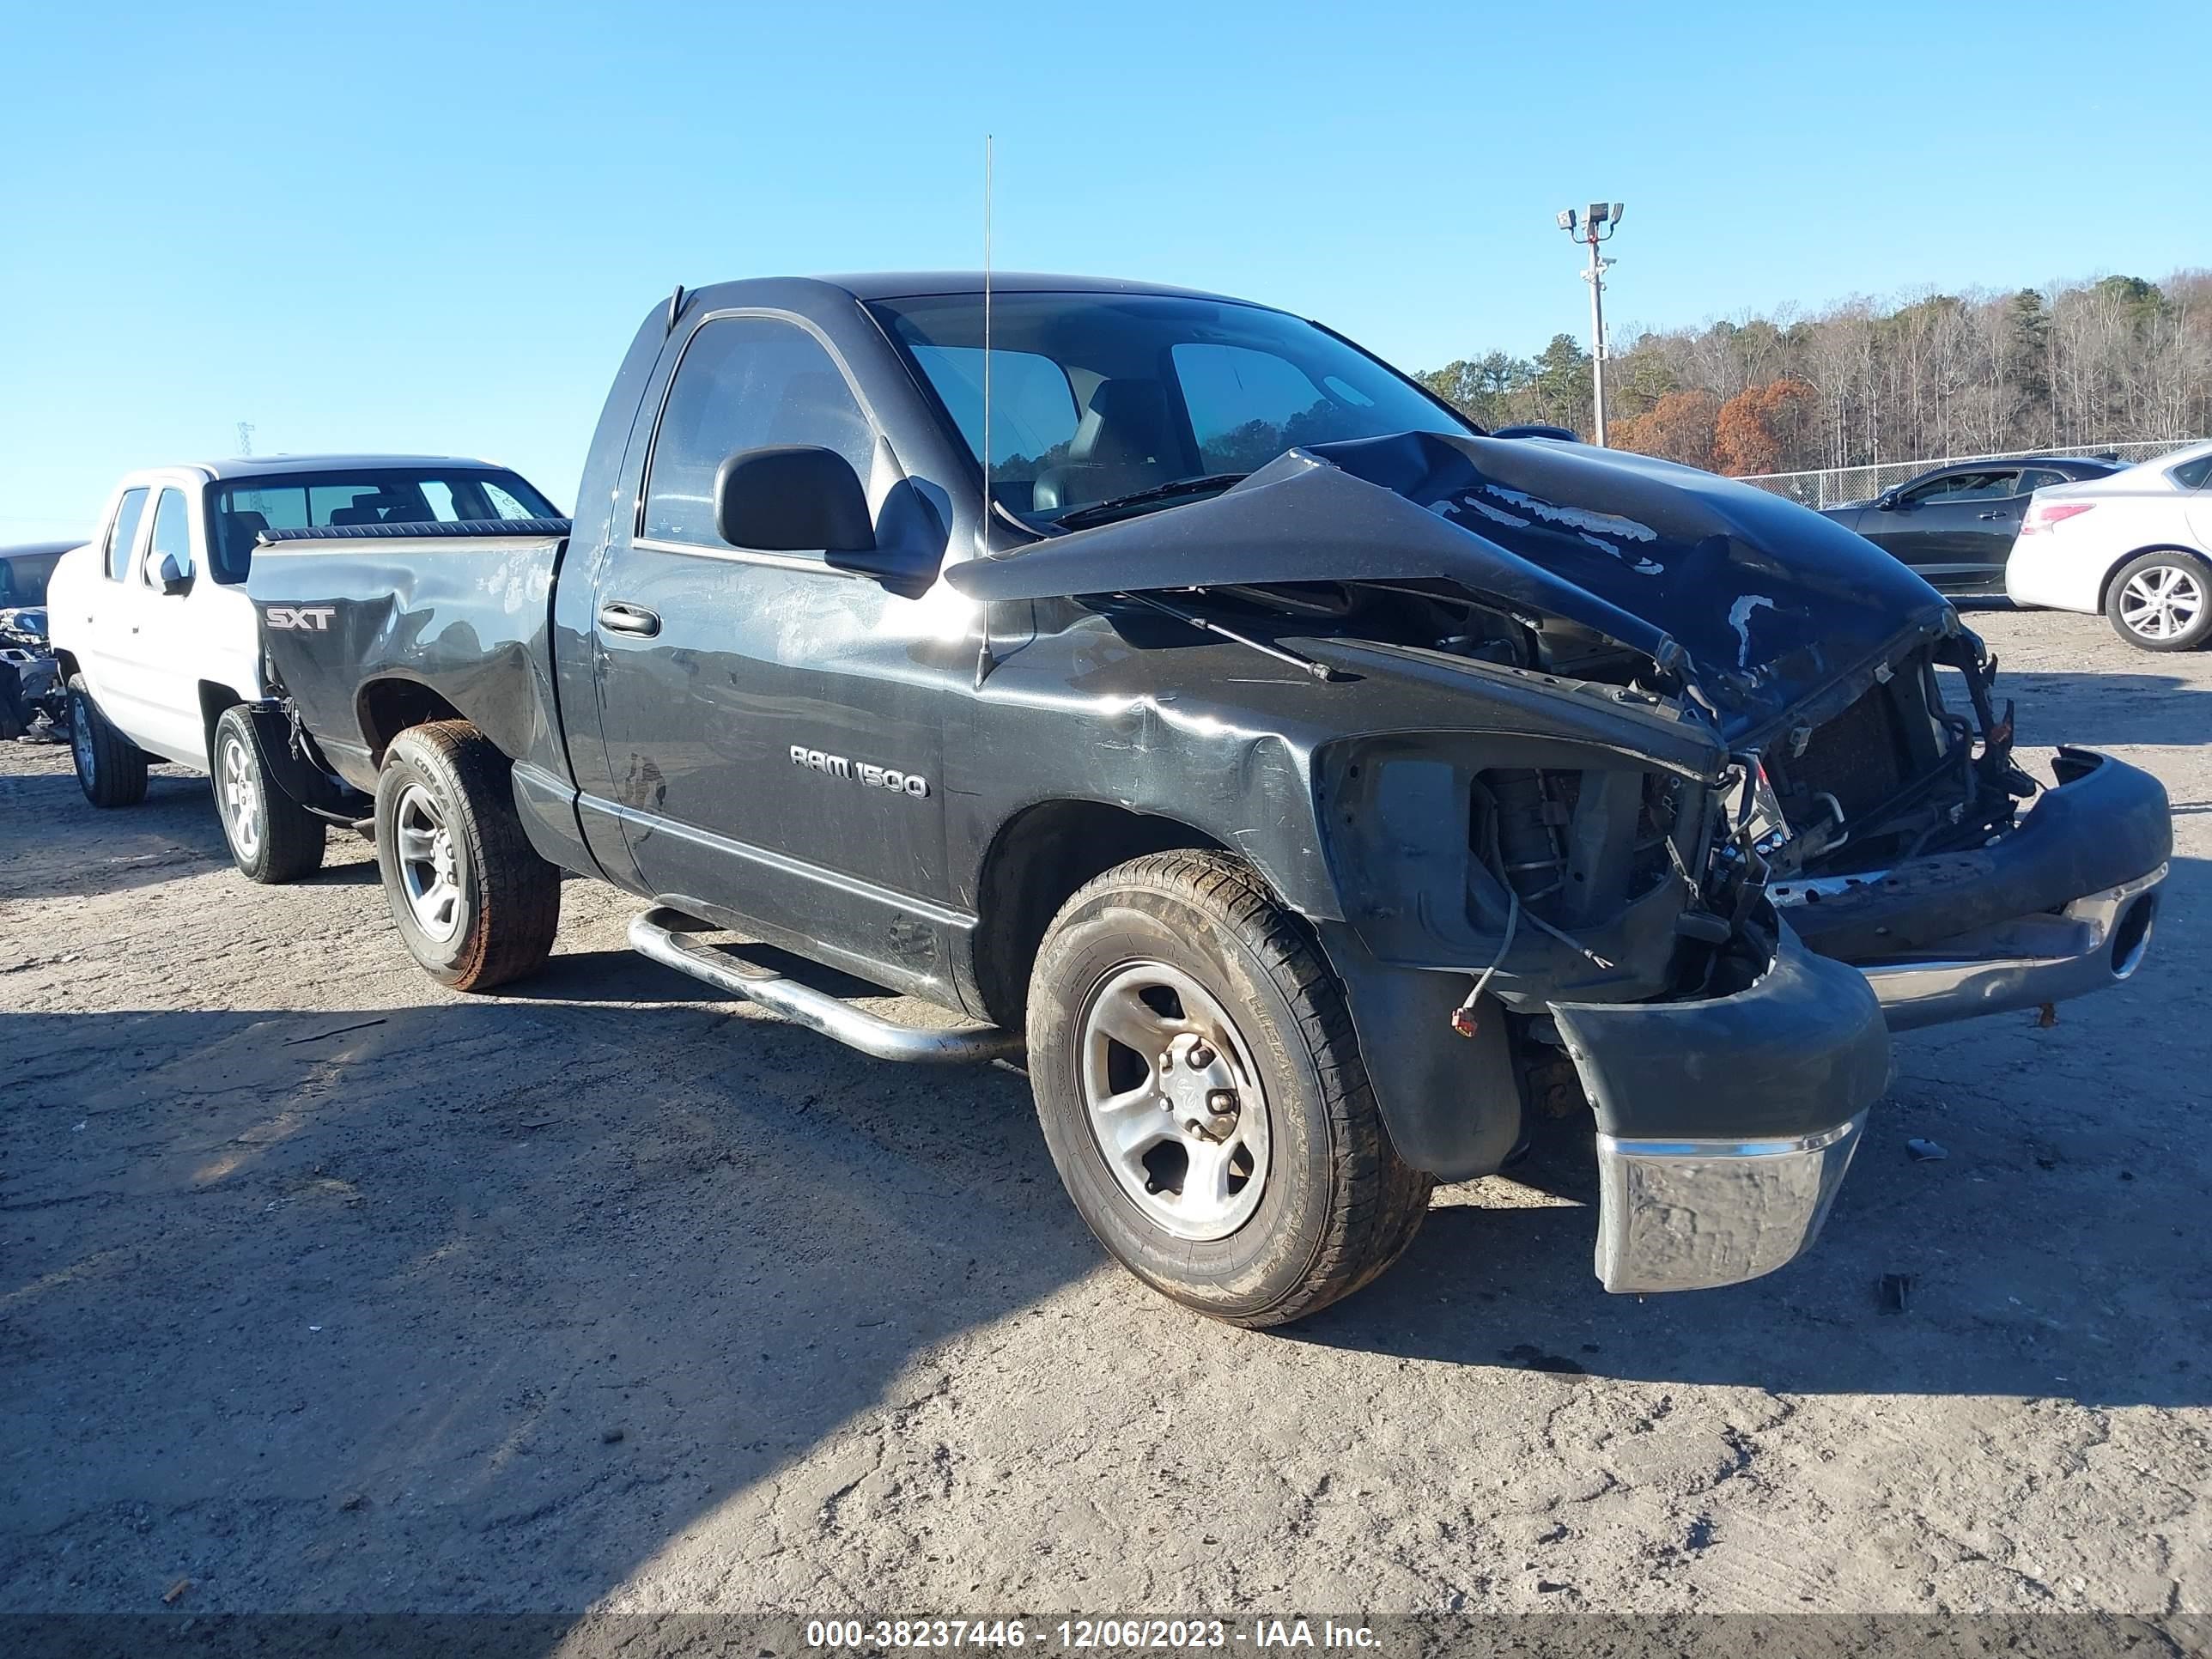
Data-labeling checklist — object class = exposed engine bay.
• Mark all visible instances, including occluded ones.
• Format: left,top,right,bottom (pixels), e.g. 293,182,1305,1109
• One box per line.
1140,571,2036,1014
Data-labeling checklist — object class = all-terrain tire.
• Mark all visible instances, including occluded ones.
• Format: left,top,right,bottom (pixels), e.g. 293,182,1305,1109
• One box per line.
2105,550,2212,652
211,704,327,884
373,720,559,991
66,675,149,807
1026,849,1433,1328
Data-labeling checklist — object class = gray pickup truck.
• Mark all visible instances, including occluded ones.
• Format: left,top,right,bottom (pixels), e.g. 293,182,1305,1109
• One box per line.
239,273,2171,1327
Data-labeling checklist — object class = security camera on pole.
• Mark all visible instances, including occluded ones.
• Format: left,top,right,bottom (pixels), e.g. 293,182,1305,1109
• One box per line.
1556,202,1623,446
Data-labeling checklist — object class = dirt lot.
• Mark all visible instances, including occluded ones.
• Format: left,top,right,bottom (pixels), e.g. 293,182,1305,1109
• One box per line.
3,609,2208,1627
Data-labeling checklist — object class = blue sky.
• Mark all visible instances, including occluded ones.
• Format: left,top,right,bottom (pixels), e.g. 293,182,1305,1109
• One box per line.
3,0,2204,540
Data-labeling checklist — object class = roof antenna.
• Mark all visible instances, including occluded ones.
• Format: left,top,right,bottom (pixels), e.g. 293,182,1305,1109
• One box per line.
981,133,994,555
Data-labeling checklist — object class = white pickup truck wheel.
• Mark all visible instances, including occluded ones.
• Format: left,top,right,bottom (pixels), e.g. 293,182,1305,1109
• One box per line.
66,676,149,808
211,705,326,884
372,720,560,991
1025,850,1433,1328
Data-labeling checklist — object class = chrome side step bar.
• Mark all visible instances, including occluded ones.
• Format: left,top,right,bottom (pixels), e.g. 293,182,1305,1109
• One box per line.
628,907,1024,1065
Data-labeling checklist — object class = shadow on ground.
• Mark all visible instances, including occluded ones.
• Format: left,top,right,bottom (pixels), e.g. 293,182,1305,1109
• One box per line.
0,768,377,899
9,839,2209,1616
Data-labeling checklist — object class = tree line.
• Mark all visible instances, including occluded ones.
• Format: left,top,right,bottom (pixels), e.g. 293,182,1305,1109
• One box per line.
1415,270,2212,477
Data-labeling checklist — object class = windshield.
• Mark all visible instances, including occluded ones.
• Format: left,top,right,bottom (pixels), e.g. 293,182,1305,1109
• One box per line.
869,292,1474,526
207,467,557,582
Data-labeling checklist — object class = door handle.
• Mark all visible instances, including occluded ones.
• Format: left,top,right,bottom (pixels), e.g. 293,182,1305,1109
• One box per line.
597,601,661,637
1977,512,2012,520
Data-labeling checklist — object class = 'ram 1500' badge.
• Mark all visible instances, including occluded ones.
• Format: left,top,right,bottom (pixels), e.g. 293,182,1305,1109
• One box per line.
790,745,929,798
264,605,336,630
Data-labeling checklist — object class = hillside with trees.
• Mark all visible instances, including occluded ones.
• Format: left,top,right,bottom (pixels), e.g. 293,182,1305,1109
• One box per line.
1416,270,2212,477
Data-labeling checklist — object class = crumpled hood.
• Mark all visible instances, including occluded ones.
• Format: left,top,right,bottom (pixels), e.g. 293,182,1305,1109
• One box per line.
945,430,1954,732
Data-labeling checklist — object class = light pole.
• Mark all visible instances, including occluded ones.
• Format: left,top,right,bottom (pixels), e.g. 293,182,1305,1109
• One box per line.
1557,203,1623,446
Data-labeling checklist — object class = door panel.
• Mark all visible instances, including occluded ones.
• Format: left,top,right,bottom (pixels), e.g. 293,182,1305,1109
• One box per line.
586,308,975,1000
2185,477,2212,547
74,488,152,725
592,550,969,996
1867,470,2022,592
124,487,210,764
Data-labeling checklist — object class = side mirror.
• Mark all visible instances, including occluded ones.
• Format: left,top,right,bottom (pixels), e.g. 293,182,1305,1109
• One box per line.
156,553,192,594
714,446,875,554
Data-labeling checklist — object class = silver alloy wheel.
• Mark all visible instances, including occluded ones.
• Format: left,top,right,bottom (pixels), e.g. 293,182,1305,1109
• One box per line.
2118,563,2205,641
1077,959,1271,1241
70,692,94,783
393,782,465,943
219,730,261,859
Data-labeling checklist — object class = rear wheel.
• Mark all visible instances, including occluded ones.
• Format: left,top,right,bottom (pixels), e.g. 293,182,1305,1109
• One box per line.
373,721,559,990
1026,850,1432,1328
211,705,326,884
2106,550,2211,651
66,676,148,808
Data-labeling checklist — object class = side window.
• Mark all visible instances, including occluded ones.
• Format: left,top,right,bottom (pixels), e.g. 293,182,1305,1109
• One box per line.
2017,468,2064,494
474,480,543,520
2170,454,2212,491
643,316,876,548
106,489,150,580
144,489,192,587
1173,343,1371,472
1904,470,2009,506
907,344,1079,477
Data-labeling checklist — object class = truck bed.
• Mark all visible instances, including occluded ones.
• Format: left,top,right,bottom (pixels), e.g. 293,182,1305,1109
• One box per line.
247,519,573,795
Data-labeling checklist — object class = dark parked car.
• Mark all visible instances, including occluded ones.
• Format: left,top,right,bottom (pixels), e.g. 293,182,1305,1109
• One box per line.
1820,457,2125,596
222,275,2169,1328
0,538,74,610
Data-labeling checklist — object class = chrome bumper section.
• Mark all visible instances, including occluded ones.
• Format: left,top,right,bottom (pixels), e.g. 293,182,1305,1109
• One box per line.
1594,1115,1866,1295
1854,866,2165,1031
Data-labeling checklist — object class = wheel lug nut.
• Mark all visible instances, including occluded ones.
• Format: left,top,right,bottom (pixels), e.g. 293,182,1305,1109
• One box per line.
1206,1089,1237,1114
1187,1043,1216,1069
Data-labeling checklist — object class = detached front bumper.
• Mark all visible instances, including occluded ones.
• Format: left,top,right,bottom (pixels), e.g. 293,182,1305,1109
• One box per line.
1553,922,1891,1295
1854,865,2164,1030
1778,748,2172,1030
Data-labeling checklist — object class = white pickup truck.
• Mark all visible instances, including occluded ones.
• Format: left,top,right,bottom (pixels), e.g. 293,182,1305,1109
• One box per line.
47,455,560,880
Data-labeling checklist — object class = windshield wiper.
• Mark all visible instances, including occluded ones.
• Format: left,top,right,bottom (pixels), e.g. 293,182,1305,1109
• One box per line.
1053,472,1249,529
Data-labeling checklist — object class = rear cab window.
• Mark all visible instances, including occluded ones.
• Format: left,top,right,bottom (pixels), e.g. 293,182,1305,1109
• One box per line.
209,467,556,582
105,489,150,580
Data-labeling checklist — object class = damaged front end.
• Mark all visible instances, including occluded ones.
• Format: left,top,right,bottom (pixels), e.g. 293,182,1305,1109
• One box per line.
949,429,2172,1294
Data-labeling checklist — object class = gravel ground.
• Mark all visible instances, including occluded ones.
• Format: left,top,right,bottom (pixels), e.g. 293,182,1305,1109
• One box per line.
3,608,2207,1628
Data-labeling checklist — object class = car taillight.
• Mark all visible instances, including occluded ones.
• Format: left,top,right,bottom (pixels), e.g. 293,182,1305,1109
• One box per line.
2021,502,2096,534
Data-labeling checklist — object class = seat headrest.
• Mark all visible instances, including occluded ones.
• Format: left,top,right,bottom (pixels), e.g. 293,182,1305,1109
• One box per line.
1073,379,1175,466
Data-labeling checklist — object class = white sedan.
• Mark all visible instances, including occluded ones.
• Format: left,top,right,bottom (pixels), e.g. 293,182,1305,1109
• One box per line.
2006,441,2212,650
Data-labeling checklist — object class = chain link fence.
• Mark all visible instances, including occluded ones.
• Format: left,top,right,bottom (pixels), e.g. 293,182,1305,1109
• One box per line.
1735,440,2203,508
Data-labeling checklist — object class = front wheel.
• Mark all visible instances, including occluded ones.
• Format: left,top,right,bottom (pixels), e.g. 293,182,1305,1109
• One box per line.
211,705,326,884
2106,550,2212,651
373,721,559,990
66,676,148,808
1025,850,1433,1328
